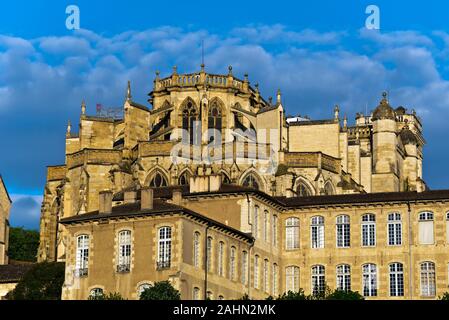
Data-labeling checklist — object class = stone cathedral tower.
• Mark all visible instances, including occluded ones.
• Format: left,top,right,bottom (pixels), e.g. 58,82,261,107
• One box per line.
37,66,426,262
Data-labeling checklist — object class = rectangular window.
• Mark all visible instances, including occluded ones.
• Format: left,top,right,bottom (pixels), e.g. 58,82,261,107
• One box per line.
389,263,404,297
272,215,278,247
241,251,248,285
254,255,259,289
362,223,376,246
117,230,131,272
272,264,278,297
263,259,269,293
336,216,350,248
388,222,402,245
230,247,236,281
253,206,259,239
264,211,269,242
311,217,324,249
419,221,434,245
193,232,200,268
206,237,212,272
75,235,89,277
158,227,172,269
218,242,224,277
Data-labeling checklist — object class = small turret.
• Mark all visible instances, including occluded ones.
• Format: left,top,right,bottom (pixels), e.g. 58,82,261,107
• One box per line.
66,120,71,138
276,89,282,104
334,105,340,120
372,92,395,121
81,100,86,115
126,80,132,102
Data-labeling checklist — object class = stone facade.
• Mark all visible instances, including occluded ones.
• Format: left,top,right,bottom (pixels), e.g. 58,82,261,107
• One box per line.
0,175,11,265
38,65,440,300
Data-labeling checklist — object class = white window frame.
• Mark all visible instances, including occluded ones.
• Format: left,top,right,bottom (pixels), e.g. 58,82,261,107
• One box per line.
311,216,325,249
286,217,300,250
75,234,89,277
285,265,300,293
263,259,269,293
362,264,377,297
253,206,259,238
158,226,172,269
230,246,236,281
218,241,225,277
389,262,404,297
89,287,103,298
241,250,248,285
254,255,259,289
193,287,200,300
193,232,200,268
311,265,325,296
272,263,278,297
418,211,435,245
336,215,350,248
264,210,269,242
206,236,212,272
117,230,131,272
336,264,351,292
388,213,402,246
361,214,376,247
420,261,436,297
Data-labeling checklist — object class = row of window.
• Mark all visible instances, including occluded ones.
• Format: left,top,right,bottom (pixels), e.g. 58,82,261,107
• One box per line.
252,206,278,245
75,227,173,275
286,262,438,297
285,211,445,250
89,283,154,299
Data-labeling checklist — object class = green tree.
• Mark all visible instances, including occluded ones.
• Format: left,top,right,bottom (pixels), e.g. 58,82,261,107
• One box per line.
8,227,40,262
139,281,180,300
276,290,310,300
6,262,65,300
325,289,364,300
88,292,125,300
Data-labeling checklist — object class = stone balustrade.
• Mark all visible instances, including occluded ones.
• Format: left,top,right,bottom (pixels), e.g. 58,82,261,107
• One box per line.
66,149,122,169
284,152,341,173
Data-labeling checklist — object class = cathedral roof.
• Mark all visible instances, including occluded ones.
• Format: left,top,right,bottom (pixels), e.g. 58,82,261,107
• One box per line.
372,92,395,121
400,125,418,145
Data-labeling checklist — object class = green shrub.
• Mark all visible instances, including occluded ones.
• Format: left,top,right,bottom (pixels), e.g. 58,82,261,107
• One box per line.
7,262,65,300
140,281,180,300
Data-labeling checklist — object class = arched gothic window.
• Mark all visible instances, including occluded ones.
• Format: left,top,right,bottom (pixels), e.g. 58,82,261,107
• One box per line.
150,172,168,188
297,180,313,197
179,172,190,186
324,182,335,195
208,101,222,144
182,100,199,144
242,174,260,190
221,173,231,184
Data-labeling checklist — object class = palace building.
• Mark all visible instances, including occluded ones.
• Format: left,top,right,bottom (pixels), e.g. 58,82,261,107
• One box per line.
38,65,449,300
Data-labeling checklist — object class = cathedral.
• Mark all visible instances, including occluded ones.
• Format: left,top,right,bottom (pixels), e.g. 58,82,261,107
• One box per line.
38,65,449,300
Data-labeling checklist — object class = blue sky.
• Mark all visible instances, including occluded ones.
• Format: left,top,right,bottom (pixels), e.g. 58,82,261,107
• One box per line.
2,0,449,229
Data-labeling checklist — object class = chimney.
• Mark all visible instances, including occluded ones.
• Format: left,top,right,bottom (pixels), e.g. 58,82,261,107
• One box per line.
172,188,183,205
124,190,137,204
189,174,222,193
99,191,113,214
141,187,154,210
